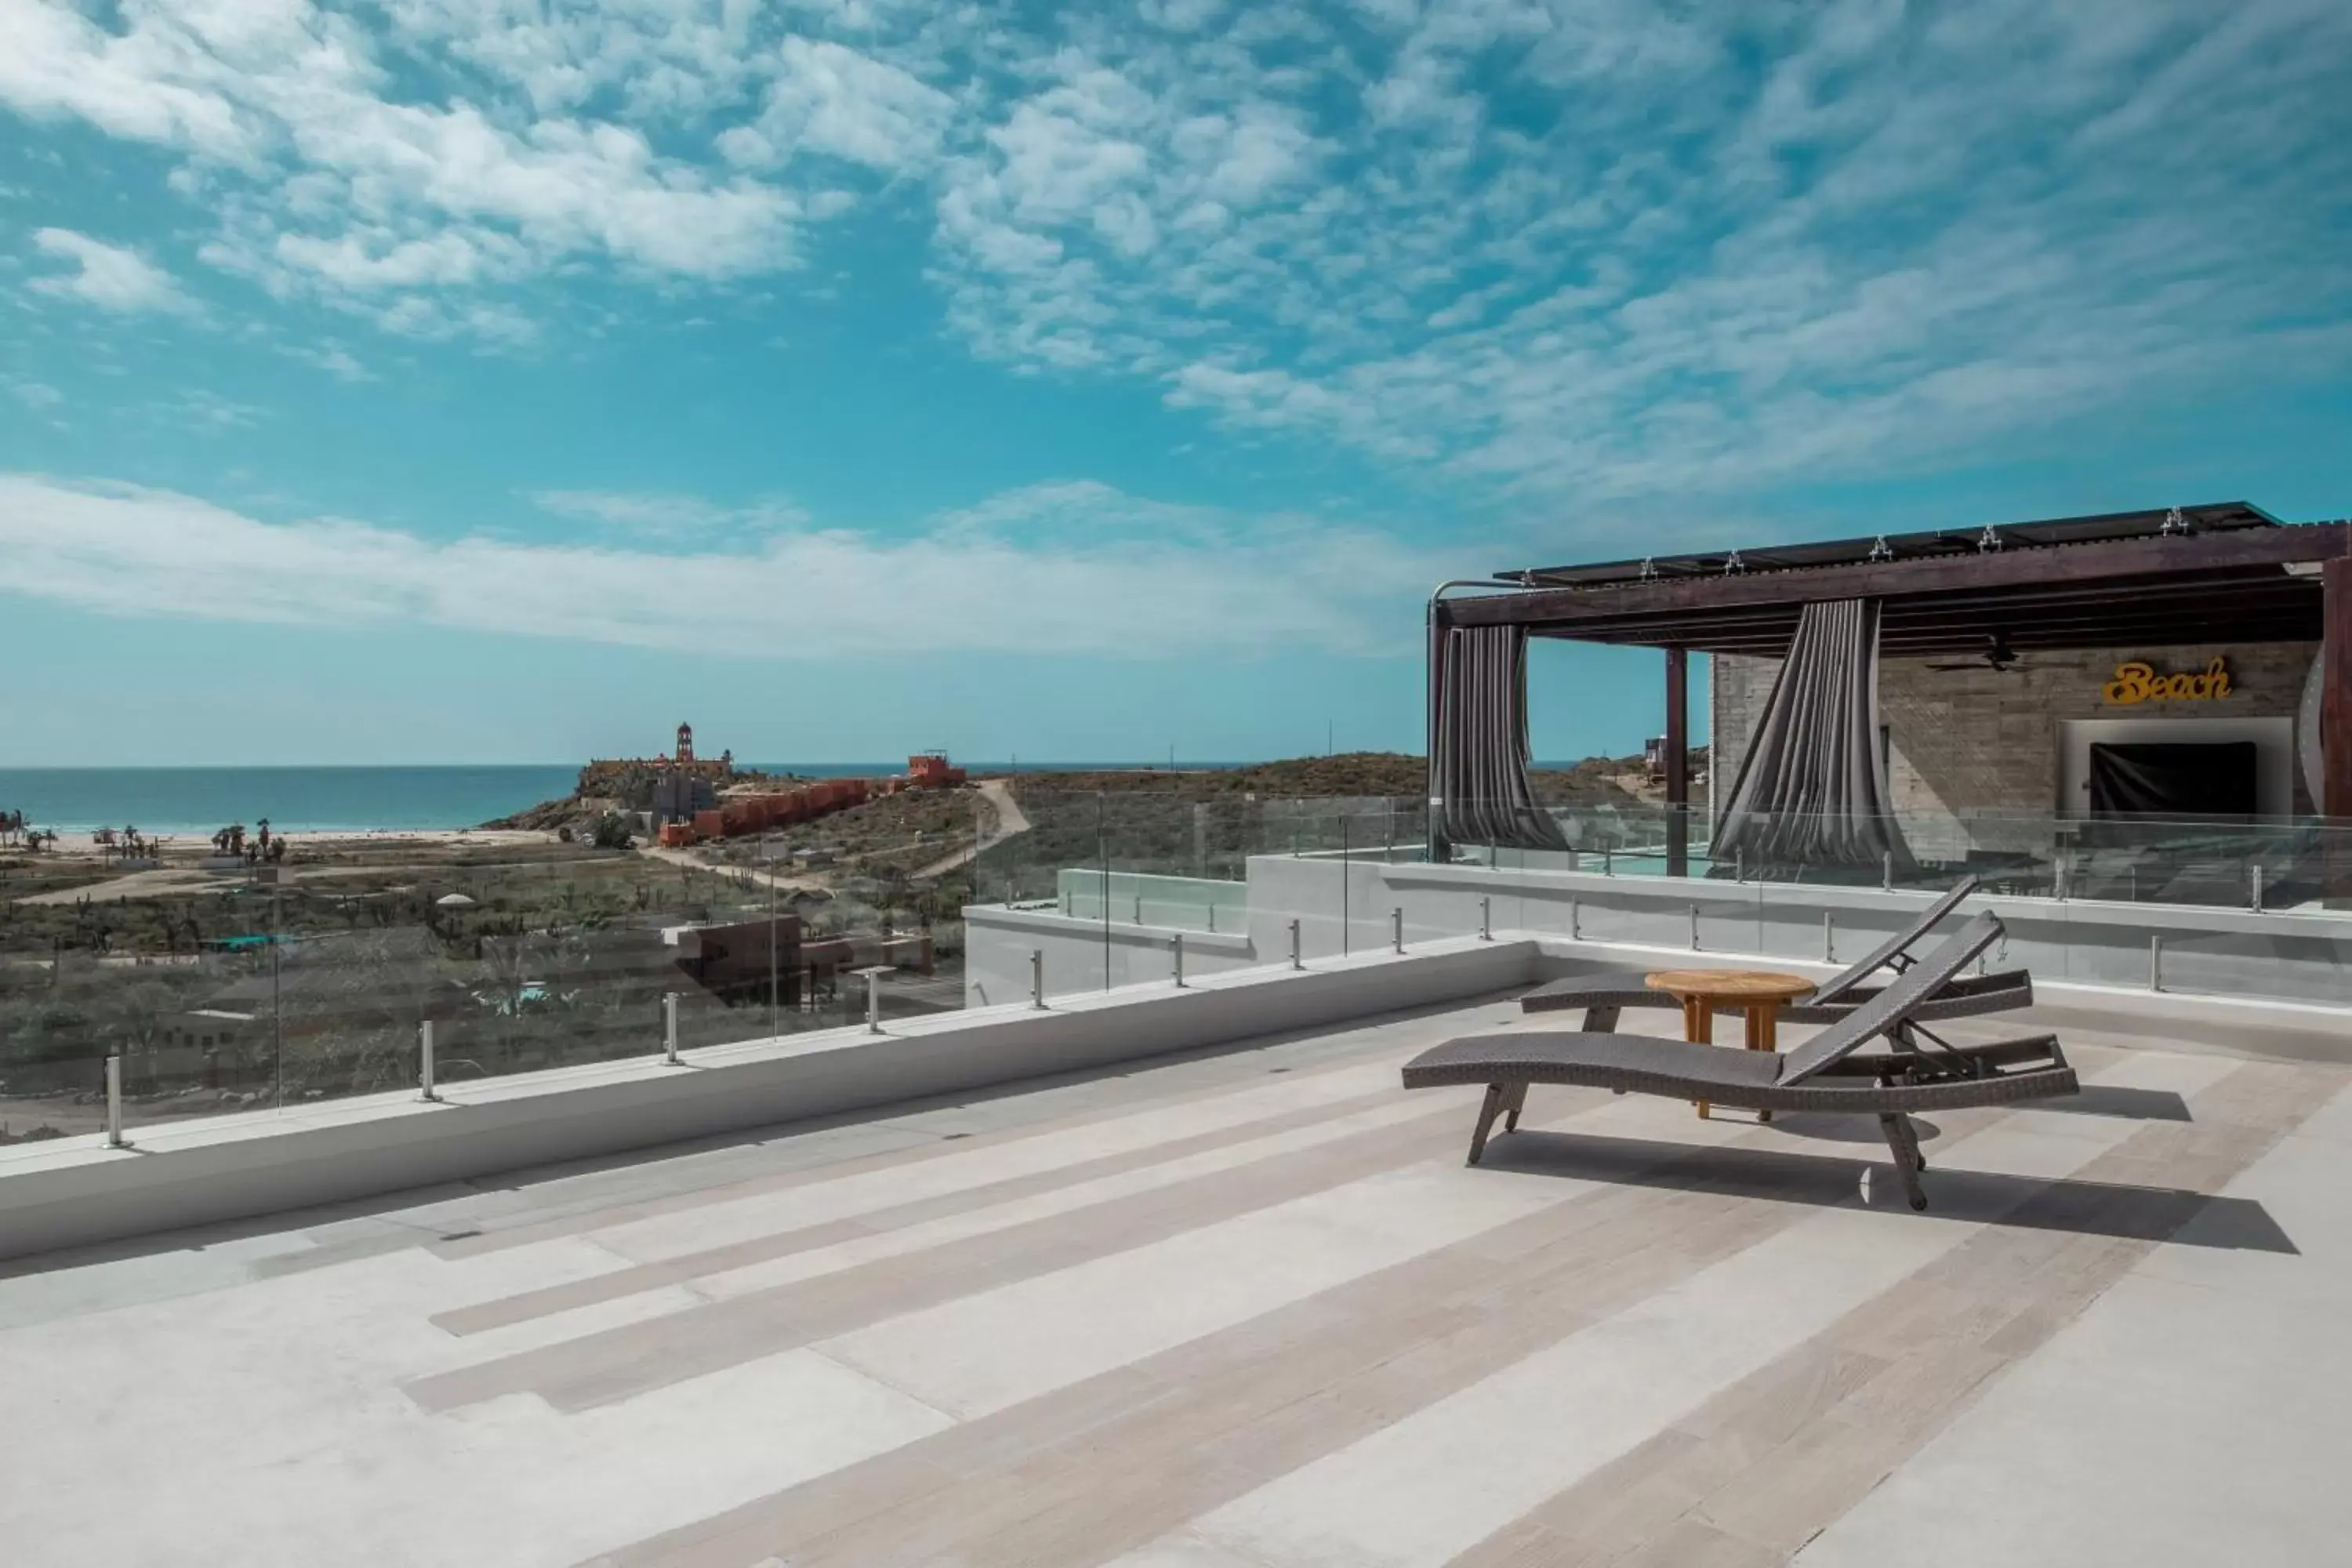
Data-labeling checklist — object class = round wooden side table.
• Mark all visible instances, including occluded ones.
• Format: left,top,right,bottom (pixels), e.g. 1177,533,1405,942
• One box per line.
1642,969,1815,1120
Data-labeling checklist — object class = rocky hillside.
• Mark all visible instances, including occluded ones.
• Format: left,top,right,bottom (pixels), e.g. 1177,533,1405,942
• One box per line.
997,750,1708,807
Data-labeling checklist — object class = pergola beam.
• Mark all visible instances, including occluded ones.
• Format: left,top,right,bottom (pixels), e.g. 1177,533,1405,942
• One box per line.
1456,523,2352,632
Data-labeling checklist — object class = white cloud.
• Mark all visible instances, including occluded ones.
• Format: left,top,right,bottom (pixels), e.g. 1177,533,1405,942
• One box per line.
528,489,810,536
924,0,2352,503
3,0,2347,509
7,379,64,409
0,0,949,339
27,228,195,314
0,474,1438,658
718,37,953,172
166,390,265,430
288,342,373,382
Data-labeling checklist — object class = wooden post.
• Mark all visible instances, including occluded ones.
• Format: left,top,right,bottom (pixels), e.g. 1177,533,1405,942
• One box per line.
2325,559,2352,898
1665,647,1690,877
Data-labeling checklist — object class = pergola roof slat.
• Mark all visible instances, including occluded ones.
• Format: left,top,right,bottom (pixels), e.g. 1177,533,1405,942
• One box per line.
1455,511,2349,657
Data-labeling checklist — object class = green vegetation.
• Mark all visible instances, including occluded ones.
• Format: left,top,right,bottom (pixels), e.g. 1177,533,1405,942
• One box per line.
0,842,855,1138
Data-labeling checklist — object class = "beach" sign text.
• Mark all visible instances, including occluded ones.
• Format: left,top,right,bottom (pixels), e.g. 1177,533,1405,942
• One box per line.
2103,656,2233,704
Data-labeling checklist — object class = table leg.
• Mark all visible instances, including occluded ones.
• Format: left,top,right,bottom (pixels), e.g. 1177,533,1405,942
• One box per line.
1685,996,1714,1117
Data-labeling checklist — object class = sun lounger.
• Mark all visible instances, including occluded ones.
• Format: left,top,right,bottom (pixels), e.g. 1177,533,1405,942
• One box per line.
1402,913,2074,1210
1519,875,2029,1030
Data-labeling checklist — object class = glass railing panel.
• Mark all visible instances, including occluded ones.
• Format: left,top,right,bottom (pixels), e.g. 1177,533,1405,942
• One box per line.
1247,804,1355,963
2155,916,2352,1006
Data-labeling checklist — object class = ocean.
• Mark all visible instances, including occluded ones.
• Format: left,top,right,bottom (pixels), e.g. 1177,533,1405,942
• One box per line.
0,763,1254,837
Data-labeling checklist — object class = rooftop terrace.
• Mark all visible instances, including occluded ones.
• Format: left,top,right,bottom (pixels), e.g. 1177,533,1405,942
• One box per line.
4,971,2348,1567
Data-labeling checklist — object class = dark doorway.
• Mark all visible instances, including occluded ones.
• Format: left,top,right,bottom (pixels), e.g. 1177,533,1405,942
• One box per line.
2087,741,2259,819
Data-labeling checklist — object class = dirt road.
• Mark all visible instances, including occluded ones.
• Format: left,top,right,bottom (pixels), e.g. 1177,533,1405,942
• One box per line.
913,779,1033,878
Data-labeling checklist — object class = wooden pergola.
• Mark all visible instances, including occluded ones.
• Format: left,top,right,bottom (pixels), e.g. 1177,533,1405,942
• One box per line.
1436,503,2352,875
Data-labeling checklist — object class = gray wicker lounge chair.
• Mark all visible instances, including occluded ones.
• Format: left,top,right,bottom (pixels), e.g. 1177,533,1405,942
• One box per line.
1519,874,2028,1032
1403,913,2074,1211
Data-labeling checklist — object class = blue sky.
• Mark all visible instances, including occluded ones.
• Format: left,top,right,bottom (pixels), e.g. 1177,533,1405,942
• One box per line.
2,0,2348,767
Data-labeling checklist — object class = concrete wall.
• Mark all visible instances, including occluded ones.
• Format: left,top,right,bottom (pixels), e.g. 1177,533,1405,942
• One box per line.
964,904,1258,1005
1377,858,2352,1006
1715,642,2324,851
18,895,2352,1265
971,844,2352,1013
1052,869,1250,932
0,938,1534,1263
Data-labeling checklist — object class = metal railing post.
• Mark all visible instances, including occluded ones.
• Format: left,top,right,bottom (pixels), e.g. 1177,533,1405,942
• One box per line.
2250,863,2265,913
419,1020,441,1102
866,970,884,1033
1602,845,1613,877
2150,934,2164,993
1689,903,1700,950
1172,933,1186,988
105,1053,128,1149
1133,891,1143,924
1391,907,1405,953
662,992,681,1065
1881,851,1893,891
1030,948,1046,1009
1570,897,1581,941
1479,895,1491,941
1824,912,1835,964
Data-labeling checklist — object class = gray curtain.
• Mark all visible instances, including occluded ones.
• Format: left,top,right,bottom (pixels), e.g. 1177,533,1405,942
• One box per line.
1714,599,1912,869
1432,623,1569,852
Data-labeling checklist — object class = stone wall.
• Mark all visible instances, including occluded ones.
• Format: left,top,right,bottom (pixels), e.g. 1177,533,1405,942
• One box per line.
1711,641,2322,856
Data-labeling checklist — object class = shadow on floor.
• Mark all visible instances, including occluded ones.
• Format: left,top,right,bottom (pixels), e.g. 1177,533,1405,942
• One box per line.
2049,1083,2194,1122
1764,1083,2193,1150
1765,1113,1944,1145
1479,1130,2298,1254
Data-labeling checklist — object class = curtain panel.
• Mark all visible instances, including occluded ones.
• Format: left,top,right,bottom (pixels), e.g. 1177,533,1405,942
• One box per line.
1714,598,1913,870
1431,622,1570,852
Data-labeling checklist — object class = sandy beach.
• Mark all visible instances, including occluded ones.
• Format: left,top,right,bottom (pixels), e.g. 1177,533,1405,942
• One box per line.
15,828,564,904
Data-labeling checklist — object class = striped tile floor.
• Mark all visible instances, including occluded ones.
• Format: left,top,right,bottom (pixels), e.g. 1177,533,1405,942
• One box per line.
1,996,2344,1567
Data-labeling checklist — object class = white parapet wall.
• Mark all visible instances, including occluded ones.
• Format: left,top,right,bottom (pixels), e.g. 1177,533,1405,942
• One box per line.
0,937,1535,1263
13,909,2350,1265
1371,859,2352,1007
971,851,2352,1014
1051,869,1252,932
964,903,1261,1006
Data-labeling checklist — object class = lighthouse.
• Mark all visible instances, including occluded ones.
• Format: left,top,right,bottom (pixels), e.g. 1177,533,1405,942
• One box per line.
675,722,695,765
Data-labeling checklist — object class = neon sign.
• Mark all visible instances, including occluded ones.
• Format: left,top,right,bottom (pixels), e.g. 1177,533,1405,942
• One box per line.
2103,657,2233,704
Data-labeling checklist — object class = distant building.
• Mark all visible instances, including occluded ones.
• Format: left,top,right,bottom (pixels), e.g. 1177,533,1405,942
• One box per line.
579,720,739,814
670,915,934,1011
649,773,717,824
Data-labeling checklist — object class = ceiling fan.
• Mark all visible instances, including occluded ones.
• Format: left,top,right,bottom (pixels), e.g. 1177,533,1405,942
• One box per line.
1926,632,2037,673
